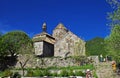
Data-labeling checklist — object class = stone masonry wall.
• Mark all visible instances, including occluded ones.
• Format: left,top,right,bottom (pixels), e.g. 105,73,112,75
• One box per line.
15,55,77,68
34,42,43,55
33,41,54,57
52,28,68,41
54,31,85,57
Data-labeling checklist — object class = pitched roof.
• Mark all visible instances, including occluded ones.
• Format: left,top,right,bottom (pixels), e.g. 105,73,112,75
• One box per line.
55,23,67,30
32,32,55,44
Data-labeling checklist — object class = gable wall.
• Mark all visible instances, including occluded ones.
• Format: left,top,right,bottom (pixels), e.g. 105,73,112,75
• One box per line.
54,31,85,57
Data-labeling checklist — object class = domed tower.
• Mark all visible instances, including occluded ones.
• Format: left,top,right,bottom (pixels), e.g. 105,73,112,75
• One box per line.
52,23,68,41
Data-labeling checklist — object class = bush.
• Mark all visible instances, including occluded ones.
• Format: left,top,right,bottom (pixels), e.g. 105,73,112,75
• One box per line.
93,70,98,78
33,69,47,77
74,71,85,76
33,69,41,77
0,71,4,77
51,72,57,77
42,69,50,76
68,69,75,76
26,70,34,77
12,72,21,78
59,70,68,77
26,69,51,77
3,69,13,77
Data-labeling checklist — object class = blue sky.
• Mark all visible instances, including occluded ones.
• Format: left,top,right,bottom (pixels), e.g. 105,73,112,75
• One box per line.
0,0,112,40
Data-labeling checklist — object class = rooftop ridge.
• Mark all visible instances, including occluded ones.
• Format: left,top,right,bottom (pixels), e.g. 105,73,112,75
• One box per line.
55,23,67,30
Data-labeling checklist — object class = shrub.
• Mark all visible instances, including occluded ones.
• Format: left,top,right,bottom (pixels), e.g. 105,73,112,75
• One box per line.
0,71,4,77
68,69,75,76
3,69,13,77
12,72,21,78
42,69,50,76
93,70,98,78
51,72,57,77
26,69,51,77
33,69,41,77
33,69,47,77
59,70,68,77
39,70,44,77
74,71,85,76
26,70,33,77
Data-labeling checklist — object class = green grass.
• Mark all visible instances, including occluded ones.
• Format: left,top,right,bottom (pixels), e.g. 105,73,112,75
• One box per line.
26,69,86,77
0,64,95,77
65,64,94,70
13,64,95,70
43,64,94,70
13,64,94,71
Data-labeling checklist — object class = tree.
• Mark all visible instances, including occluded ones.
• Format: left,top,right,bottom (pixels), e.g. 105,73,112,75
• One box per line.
105,25,120,62
86,37,107,56
19,59,29,76
0,32,9,57
0,32,2,37
0,33,7,70
0,31,33,70
105,0,120,62
0,31,32,57
107,0,120,27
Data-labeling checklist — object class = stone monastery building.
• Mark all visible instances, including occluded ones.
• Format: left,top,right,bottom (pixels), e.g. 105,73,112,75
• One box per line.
32,23,85,57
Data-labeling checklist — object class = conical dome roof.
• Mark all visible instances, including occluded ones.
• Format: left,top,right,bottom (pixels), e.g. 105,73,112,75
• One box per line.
55,23,67,30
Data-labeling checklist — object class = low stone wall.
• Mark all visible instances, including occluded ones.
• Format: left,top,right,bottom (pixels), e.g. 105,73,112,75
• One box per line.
15,55,77,68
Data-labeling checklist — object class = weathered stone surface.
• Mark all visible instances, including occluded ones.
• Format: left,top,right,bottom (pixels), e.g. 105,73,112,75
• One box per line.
54,31,85,57
16,55,77,68
19,23,86,68
52,23,85,57
33,32,55,57
34,42,43,55
52,23,68,41
33,23,85,58
33,40,54,57
33,32,55,44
